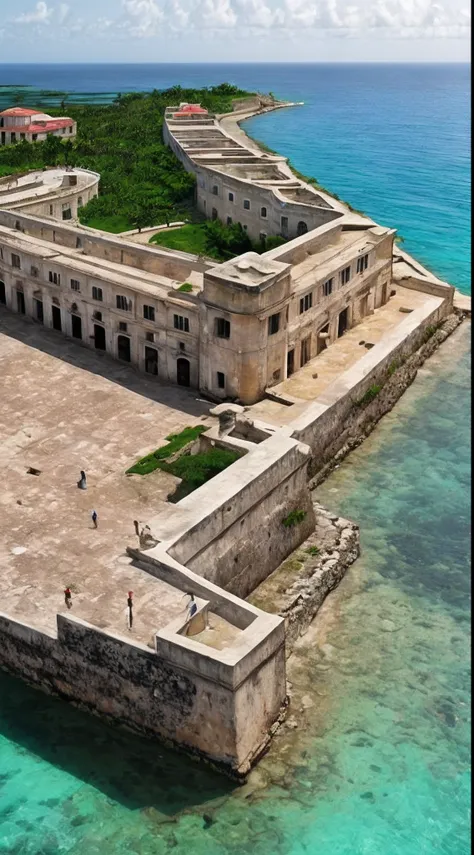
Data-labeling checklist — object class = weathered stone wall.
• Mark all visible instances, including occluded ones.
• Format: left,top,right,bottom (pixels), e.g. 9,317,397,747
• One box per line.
0,607,285,778
248,503,360,651
291,298,453,478
307,311,465,485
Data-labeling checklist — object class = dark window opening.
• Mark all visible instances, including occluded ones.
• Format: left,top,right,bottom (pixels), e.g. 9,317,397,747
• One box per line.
92,286,103,301
299,293,313,314
243,199,250,210
322,278,333,297
217,371,225,389
357,254,369,274
268,313,280,336
143,304,155,322
215,317,230,339
260,206,267,218
340,266,351,285
174,314,189,333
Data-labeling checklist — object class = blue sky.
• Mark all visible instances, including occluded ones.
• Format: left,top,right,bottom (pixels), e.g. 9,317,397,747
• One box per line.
0,0,470,62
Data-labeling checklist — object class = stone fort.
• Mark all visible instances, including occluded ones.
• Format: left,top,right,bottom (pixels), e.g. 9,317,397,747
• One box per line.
0,99,464,778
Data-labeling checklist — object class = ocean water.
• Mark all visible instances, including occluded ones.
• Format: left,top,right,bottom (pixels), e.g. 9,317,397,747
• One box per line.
0,64,470,855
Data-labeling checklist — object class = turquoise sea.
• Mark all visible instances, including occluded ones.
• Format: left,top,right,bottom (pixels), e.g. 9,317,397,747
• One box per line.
0,64,470,855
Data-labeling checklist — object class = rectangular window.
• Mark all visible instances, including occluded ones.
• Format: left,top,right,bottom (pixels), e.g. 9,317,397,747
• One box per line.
174,314,189,333
92,286,103,301
268,313,280,336
215,317,230,339
243,199,250,210
143,305,155,322
119,322,128,332
340,266,351,285
217,371,225,389
226,216,233,226
62,208,72,221
146,331,154,342
116,295,131,311
48,271,60,285
30,265,39,278
212,185,219,196
70,278,80,292
322,278,333,297
260,206,267,218
356,254,369,274
228,192,234,202
299,292,313,314
11,253,20,269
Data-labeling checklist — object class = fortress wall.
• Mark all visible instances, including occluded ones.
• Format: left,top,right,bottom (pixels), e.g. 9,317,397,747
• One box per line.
290,297,450,475
0,606,284,776
3,170,100,221
164,121,340,242
167,433,316,598
0,209,209,280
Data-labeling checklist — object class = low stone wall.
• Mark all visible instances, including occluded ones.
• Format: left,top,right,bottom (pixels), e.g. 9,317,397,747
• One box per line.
291,298,455,479
248,503,360,651
308,310,465,486
0,582,286,779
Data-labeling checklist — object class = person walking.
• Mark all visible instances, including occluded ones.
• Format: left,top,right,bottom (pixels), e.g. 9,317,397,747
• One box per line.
78,470,87,490
64,587,72,609
91,510,98,529
127,591,133,631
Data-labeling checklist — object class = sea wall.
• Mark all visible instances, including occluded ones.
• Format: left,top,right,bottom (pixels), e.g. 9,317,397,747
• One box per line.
305,310,465,485
249,502,360,651
290,296,454,478
0,584,286,779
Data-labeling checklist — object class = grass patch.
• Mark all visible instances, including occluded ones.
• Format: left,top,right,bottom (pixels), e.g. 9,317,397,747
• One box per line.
177,282,193,292
126,425,208,475
282,509,307,528
356,384,382,406
387,360,399,377
305,545,320,556
150,224,212,257
162,447,240,502
83,213,134,233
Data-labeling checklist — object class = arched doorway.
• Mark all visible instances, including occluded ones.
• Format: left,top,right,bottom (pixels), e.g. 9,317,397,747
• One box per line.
297,221,308,236
117,335,131,362
177,357,190,387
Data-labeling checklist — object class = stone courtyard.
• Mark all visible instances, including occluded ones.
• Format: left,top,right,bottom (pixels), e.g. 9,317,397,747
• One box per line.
0,313,211,645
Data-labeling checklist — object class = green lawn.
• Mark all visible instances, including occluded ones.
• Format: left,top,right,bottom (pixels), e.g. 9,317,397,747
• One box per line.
80,213,134,234
149,223,213,257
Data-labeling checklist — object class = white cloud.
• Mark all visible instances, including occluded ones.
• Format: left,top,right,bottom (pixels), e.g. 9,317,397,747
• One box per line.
196,0,238,28
122,0,164,35
58,3,70,24
14,1,53,24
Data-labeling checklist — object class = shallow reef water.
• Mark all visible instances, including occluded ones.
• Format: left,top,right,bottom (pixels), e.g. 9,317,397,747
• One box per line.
0,324,470,855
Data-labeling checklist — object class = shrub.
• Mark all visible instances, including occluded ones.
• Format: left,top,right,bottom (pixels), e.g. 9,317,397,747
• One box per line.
126,425,208,475
282,509,307,528
356,384,382,406
305,546,320,556
178,282,193,292
387,360,399,377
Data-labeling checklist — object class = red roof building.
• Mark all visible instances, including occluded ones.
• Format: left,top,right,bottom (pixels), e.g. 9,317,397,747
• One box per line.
0,107,77,146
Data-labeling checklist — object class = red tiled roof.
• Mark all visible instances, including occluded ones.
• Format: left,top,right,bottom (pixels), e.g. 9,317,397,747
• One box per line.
6,119,75,134
0,107,43,117
175,104,208,114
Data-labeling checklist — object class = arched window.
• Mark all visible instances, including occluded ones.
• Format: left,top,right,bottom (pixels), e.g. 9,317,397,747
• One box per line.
297,221,308,236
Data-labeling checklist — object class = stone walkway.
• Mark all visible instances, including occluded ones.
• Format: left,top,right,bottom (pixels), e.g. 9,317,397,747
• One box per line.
0,312,211,643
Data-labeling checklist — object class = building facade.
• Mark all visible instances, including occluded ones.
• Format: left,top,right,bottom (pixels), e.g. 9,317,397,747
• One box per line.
0,107,76,146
